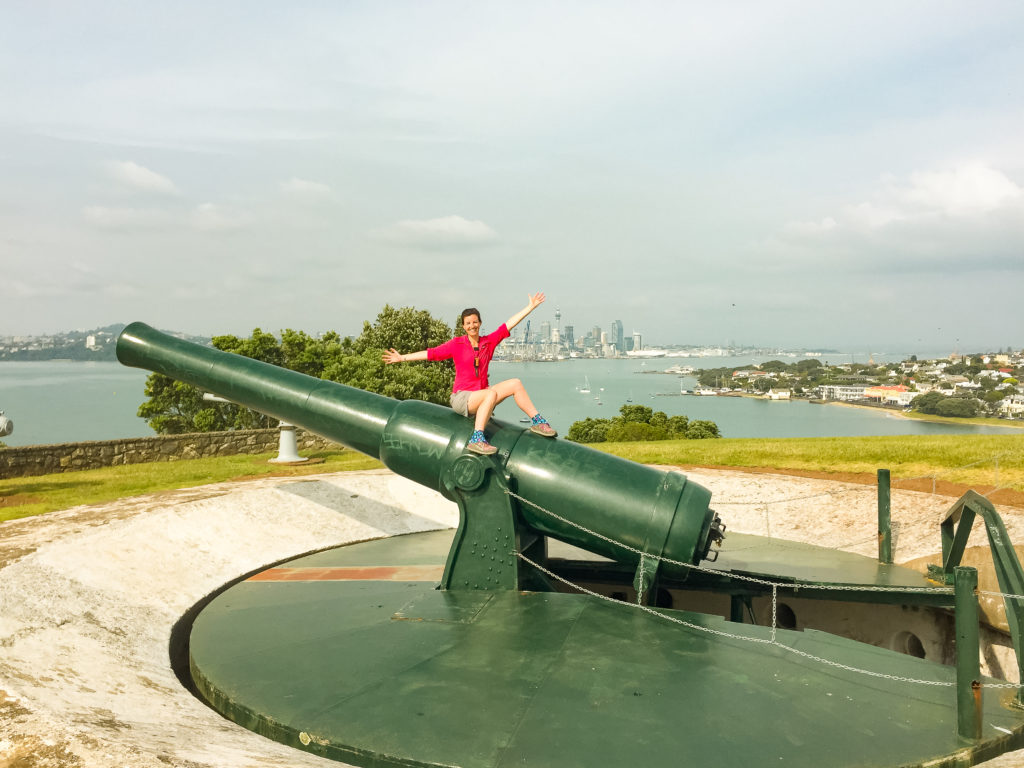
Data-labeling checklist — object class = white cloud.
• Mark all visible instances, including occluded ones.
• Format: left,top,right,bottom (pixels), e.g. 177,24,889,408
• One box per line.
898,165,1022,217
375,215,498,248
784,164,1024,237
191,203,252,233
107,161,178,195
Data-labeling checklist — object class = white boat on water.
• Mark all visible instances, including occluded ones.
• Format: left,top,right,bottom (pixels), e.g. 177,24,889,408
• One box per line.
578,376,591,394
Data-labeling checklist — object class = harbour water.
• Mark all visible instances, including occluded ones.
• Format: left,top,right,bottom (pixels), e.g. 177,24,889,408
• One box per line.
0,358,1019,448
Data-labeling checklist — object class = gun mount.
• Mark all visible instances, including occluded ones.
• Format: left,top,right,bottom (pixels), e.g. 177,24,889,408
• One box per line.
117,322,724,601
117,322,1024,768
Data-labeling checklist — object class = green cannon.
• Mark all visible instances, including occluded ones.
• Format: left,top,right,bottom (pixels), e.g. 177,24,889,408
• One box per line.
117,322,724,599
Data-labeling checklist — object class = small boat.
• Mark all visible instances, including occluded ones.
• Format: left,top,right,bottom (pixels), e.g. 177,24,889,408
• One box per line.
578,376,591,394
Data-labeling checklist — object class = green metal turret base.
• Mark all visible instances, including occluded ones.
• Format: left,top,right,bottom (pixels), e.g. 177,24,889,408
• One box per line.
189,529,1024,768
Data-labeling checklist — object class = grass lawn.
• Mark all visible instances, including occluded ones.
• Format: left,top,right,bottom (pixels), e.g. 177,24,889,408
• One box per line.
2,434,1022,523
0,449,382,523
593,433,1024,492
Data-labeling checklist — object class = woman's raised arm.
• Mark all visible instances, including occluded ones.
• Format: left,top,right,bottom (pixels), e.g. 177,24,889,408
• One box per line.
505,292,546,331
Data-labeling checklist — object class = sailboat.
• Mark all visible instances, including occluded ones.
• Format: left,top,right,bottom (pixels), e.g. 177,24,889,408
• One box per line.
578,376,591,394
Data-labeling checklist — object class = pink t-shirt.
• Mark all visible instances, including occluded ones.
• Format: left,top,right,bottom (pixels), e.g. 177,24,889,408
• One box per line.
427,324,510,393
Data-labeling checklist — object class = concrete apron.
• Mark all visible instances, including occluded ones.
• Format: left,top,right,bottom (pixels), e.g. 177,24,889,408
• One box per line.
2,468,1024,768
0,470,458,768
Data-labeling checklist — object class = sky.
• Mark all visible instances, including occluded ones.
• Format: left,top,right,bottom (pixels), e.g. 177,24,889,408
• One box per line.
2,1,1022,353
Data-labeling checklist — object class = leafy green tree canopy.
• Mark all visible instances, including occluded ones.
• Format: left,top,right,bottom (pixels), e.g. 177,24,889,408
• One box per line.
138,306,454,434
910,391,945,415
936,397,980,418
567,405,719,444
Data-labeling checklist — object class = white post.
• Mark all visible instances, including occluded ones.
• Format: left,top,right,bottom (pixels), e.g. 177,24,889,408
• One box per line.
269,422,307,464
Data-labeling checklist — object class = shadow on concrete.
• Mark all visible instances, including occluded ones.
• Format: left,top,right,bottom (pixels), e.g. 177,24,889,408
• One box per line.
277,478,446,533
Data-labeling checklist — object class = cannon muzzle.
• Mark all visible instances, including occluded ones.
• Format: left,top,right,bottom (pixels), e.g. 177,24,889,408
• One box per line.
118,322,724,597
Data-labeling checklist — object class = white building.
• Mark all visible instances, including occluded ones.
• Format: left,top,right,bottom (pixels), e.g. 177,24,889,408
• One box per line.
818,385,868,402
1000,395,1024,419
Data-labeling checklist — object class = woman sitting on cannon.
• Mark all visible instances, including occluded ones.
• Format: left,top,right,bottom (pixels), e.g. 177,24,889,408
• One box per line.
382,293,556,455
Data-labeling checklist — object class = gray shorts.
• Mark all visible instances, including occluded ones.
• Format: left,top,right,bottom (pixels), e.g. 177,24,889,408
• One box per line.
450,390,473,417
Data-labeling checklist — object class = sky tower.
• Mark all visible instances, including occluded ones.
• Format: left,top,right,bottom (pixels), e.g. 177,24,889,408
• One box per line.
555,308,561,335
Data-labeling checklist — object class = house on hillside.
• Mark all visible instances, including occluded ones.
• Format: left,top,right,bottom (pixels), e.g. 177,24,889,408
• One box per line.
863,385,914,407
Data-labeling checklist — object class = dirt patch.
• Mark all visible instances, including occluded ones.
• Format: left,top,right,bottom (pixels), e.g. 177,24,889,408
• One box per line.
676,464,1024,511
0,494,42,509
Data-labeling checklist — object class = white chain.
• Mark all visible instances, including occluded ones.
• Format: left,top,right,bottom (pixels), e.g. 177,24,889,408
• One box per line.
980,590,1024,602
505,488,1024,689
505,489,952,596
516,552,953,687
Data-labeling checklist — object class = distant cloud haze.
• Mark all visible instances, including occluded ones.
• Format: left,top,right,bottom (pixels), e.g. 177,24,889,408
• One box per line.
280,177,337,201
375,216,499,248
107,161,179,195
82,206,172,231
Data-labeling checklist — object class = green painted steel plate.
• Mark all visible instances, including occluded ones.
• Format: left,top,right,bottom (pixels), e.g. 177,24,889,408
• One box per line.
190,530,1024,767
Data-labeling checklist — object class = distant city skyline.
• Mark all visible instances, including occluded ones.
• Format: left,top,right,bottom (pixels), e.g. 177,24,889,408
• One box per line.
2,3,1022,351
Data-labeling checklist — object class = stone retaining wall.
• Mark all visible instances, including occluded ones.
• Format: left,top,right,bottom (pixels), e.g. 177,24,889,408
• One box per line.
0,428,339,479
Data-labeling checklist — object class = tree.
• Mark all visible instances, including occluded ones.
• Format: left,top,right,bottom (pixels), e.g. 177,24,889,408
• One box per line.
685,420,721,439
137,306,455,434
795,359,823,374
137,374,220,434
605,422,668,442
325,305,454,404
567,417,612,443
353,305,451,355
910,391,946,415
567,404,720,443
665,415,689,437
618,404,654,423
936,397,980,418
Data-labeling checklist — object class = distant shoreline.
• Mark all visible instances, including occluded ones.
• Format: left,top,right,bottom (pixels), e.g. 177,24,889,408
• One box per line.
710,391,1024,430
820,398,1024,429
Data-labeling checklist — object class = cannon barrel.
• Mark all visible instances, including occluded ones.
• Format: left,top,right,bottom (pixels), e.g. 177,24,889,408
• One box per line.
117,322,722,586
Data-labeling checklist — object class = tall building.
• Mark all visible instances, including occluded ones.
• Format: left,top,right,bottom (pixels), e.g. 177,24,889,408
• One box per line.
610,320,623,352
563,325,574,349
632,331,642,351
540,322,552,342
